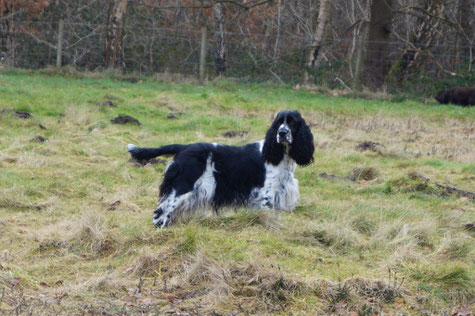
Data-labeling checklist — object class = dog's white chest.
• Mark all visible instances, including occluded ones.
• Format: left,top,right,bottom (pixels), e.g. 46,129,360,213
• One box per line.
259,157,299,211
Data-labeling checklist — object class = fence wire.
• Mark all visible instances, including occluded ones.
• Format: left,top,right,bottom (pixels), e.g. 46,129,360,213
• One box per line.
1,20,474,94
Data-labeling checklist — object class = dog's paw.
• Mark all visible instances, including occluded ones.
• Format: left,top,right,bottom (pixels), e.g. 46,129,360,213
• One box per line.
153,207,173,229
262,196,274,209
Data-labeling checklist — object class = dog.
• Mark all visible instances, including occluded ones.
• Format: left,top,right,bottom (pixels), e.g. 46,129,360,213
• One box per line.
127,110,314,228
435,87,475,106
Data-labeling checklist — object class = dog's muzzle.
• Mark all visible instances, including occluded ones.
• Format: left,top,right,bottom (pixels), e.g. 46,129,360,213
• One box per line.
277,125,292,144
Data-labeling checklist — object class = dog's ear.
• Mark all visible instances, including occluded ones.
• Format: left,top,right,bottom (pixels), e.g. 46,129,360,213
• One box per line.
436,90,449,104
262,118,285,165
289,117,314,166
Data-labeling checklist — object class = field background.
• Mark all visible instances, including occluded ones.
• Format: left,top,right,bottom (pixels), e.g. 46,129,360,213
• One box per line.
0,70,474,315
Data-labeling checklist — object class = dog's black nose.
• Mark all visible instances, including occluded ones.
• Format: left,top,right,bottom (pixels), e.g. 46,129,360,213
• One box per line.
279,130,288,138
156,219,164,227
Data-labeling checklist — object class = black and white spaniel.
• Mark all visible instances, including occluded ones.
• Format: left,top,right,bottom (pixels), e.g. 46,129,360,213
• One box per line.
127,110,314,228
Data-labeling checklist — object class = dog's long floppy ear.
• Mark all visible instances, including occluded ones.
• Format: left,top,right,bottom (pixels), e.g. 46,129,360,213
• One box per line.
289,116,314,166
262,118,285,165
435,90,449,104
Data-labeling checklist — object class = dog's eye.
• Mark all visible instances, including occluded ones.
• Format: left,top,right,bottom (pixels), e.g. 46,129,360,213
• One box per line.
287,117,293,123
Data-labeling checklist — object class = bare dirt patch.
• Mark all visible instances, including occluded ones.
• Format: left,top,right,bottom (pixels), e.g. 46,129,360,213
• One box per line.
356,141,386,152
31,135,47,143
223,130,248,138
167,112,183,119
1,109,32,119
96,100,117,107
349,167,379,181
128,157,167,167
111,115,141,125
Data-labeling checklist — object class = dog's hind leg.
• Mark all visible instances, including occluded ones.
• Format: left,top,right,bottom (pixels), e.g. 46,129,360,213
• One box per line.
153,190,193,228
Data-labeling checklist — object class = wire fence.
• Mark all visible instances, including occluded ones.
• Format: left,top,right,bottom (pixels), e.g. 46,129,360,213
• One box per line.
2,20,474,94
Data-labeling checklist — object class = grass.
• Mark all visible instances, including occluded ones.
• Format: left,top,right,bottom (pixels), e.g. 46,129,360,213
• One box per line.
0,69,474,314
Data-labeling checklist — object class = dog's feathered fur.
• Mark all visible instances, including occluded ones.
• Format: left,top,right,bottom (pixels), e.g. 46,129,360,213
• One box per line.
435,87,475,107
128,110,314,228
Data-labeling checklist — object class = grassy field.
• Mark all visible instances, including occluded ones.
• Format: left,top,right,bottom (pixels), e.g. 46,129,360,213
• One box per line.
0,70,474,315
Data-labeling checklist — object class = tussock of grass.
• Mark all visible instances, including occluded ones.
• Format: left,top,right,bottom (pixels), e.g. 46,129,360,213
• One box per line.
296,221,361,251
349,166,379,181
200,210,280,230
171,250,312,309
409,263,474,302
35,211,119,258
436,233,473,259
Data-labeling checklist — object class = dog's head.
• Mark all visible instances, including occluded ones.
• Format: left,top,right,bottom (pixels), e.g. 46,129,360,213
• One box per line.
435,90,450,104
262,110,314,166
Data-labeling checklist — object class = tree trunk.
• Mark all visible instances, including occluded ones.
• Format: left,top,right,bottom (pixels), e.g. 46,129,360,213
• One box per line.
303,0,332,84
353,21,369,88
0,3,16,67
456,0,473,71
199,26,207,82
364,0,393,89
214,2,225,76
56,18,64,68
105,0,128,70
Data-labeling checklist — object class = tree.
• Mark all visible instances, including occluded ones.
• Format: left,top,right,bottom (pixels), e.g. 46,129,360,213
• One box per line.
105,0,128,70
391,0,446,82
365,0,393,89
214,2,225,75
456,0,473,71
303,0,332,84
0,0,49,66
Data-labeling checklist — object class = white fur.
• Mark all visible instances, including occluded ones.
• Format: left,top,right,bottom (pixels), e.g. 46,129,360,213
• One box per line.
256,156,299,211
257,140,264,153
154,154,216,228
127,144,138,152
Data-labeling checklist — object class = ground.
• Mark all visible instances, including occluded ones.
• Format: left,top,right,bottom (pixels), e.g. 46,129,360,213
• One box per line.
0,70,474,315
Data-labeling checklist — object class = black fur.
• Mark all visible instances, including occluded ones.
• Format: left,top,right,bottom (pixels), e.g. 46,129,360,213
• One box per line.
262,110,314,166
156,143,266,210
435,87,475,107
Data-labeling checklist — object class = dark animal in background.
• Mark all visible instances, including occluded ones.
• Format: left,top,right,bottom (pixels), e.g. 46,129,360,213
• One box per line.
127,110,314,229
435,87,475,107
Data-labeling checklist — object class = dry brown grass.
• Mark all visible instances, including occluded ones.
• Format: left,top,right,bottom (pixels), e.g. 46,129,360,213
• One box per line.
0,72,473,314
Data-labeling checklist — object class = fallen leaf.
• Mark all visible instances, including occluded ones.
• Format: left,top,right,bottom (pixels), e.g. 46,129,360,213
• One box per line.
40,282,49,287
396,298,404,307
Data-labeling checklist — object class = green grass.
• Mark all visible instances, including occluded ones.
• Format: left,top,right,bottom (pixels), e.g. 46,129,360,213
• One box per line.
0,70,474,314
